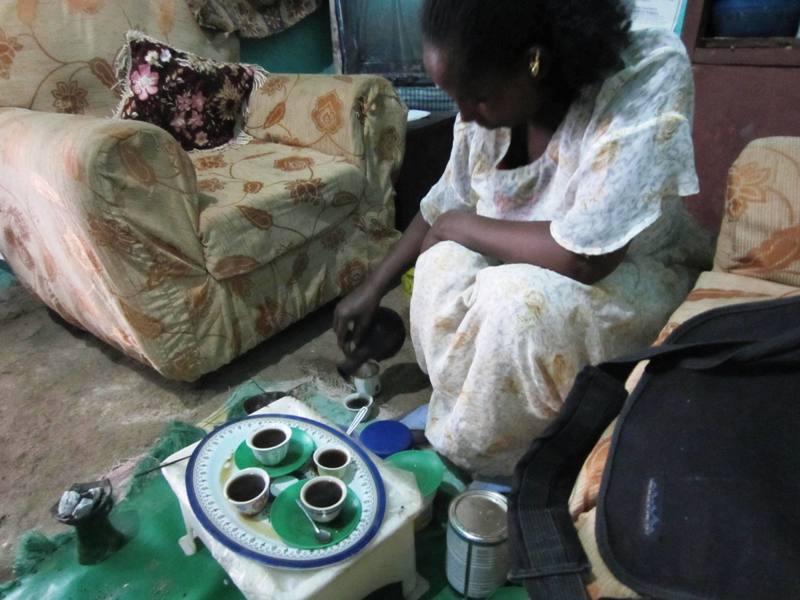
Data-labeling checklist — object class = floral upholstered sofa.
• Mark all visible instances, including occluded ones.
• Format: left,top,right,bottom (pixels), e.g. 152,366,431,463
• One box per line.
567,136,800,598
0,1,406,381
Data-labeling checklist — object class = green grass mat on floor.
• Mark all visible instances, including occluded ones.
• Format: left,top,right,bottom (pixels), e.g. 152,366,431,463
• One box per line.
0,383,485,599
0,420,240,600
1,476,243,600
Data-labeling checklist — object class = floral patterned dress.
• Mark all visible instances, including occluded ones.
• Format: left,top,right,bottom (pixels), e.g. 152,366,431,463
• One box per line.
410,29,712,477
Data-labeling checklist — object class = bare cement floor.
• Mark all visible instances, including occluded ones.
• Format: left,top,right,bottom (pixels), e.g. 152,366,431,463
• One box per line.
0,281,431,581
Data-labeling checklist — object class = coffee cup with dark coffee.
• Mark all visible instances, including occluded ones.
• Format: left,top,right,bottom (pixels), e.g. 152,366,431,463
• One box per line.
299,476,347,523
247,424,292,466
313,445,353,480
342,392,375,421
224,468,271,516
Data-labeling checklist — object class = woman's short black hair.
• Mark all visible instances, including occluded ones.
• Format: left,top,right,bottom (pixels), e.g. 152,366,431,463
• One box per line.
422,0,631,95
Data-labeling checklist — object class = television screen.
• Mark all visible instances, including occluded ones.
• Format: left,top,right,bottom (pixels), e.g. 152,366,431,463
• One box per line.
329,0,430,86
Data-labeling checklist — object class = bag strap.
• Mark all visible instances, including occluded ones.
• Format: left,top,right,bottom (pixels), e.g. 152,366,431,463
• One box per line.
601,326,800,380
508,367,629,599
508,325,800,599
680,326,800,369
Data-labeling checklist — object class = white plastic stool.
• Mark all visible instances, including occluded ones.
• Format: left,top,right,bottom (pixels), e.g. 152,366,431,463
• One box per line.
161,399,424,600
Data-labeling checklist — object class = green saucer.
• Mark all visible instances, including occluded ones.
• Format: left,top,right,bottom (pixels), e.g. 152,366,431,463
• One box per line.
234,427,316,478
270,480,362,549
386,450,445,498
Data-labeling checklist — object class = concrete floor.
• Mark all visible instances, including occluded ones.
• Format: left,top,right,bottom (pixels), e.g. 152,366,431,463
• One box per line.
0,277,431,581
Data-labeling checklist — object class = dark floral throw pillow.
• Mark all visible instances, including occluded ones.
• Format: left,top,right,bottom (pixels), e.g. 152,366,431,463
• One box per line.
114,31,265,151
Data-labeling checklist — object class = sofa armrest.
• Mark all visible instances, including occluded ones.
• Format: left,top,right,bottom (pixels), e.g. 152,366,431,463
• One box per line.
244,73,408,185
0,108,207,371
0,108,205,271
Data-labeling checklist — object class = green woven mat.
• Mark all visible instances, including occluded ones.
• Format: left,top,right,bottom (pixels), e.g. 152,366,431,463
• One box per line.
0,421,238,600
0,380,491,599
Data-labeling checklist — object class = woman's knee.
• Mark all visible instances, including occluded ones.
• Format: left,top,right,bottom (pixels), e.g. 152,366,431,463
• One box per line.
417,240,486,272
471,271,548,329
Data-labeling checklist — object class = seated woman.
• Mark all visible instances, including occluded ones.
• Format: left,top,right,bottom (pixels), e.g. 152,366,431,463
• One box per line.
334,0,710,477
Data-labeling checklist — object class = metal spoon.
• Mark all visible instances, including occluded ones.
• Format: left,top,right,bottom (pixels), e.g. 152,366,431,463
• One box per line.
295,499,332,544
345,406,369,436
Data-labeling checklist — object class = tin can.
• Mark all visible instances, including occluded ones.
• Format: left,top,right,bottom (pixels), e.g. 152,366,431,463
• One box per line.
446,490,509,598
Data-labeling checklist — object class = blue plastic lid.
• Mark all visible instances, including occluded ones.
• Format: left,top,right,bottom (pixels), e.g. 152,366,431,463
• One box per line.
359,420,413,458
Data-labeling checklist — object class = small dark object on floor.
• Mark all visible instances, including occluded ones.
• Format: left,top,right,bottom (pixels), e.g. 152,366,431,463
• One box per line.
243,391,288,415
337,307,406,377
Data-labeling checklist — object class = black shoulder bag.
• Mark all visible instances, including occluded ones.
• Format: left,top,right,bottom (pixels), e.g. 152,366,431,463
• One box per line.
508,296,800,600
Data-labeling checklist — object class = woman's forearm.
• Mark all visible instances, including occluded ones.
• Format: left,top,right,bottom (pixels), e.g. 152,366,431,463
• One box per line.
434,211,627,284
366,211,431,295
440,214,561,266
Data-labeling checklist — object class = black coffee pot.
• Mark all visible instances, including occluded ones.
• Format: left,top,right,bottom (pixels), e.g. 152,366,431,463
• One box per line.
337,307,406,378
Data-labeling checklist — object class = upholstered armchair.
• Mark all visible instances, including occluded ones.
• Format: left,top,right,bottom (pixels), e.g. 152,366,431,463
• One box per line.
0,1,406,381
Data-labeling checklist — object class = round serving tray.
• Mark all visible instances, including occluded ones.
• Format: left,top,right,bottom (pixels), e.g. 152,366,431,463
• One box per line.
186,414,386,569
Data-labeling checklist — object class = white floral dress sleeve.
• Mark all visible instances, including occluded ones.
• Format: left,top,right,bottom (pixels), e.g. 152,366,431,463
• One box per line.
418,114,483,225
550,30,700,256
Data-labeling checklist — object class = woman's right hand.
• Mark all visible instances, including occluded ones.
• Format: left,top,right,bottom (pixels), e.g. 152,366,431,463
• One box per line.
333,281,383,355
333,211,432,354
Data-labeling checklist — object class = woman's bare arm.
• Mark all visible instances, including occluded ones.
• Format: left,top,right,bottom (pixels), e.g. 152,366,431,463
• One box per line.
423,211,627,285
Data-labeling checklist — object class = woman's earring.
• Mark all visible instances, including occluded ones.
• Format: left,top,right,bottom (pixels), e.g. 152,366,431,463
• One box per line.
529,51,541,78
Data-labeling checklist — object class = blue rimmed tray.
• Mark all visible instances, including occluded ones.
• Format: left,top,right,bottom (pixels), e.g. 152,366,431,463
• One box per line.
185,414,386,570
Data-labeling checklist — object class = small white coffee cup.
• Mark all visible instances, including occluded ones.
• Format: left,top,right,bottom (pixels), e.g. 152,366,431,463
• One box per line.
313,445,353,480
353,359,381,397
299,476,347,523
343,392,375,420
224,468,270,516
247,423,292,466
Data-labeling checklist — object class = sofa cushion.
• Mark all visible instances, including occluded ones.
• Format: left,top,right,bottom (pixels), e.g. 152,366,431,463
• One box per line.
194,141,367,280
715,137,800,287
0,0,237,117
649,269,800,344
115,31,262,151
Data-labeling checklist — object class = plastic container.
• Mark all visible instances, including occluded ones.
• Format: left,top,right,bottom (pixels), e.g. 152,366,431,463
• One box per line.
386,450,445,530
710,0,800,37
359,420,413,458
